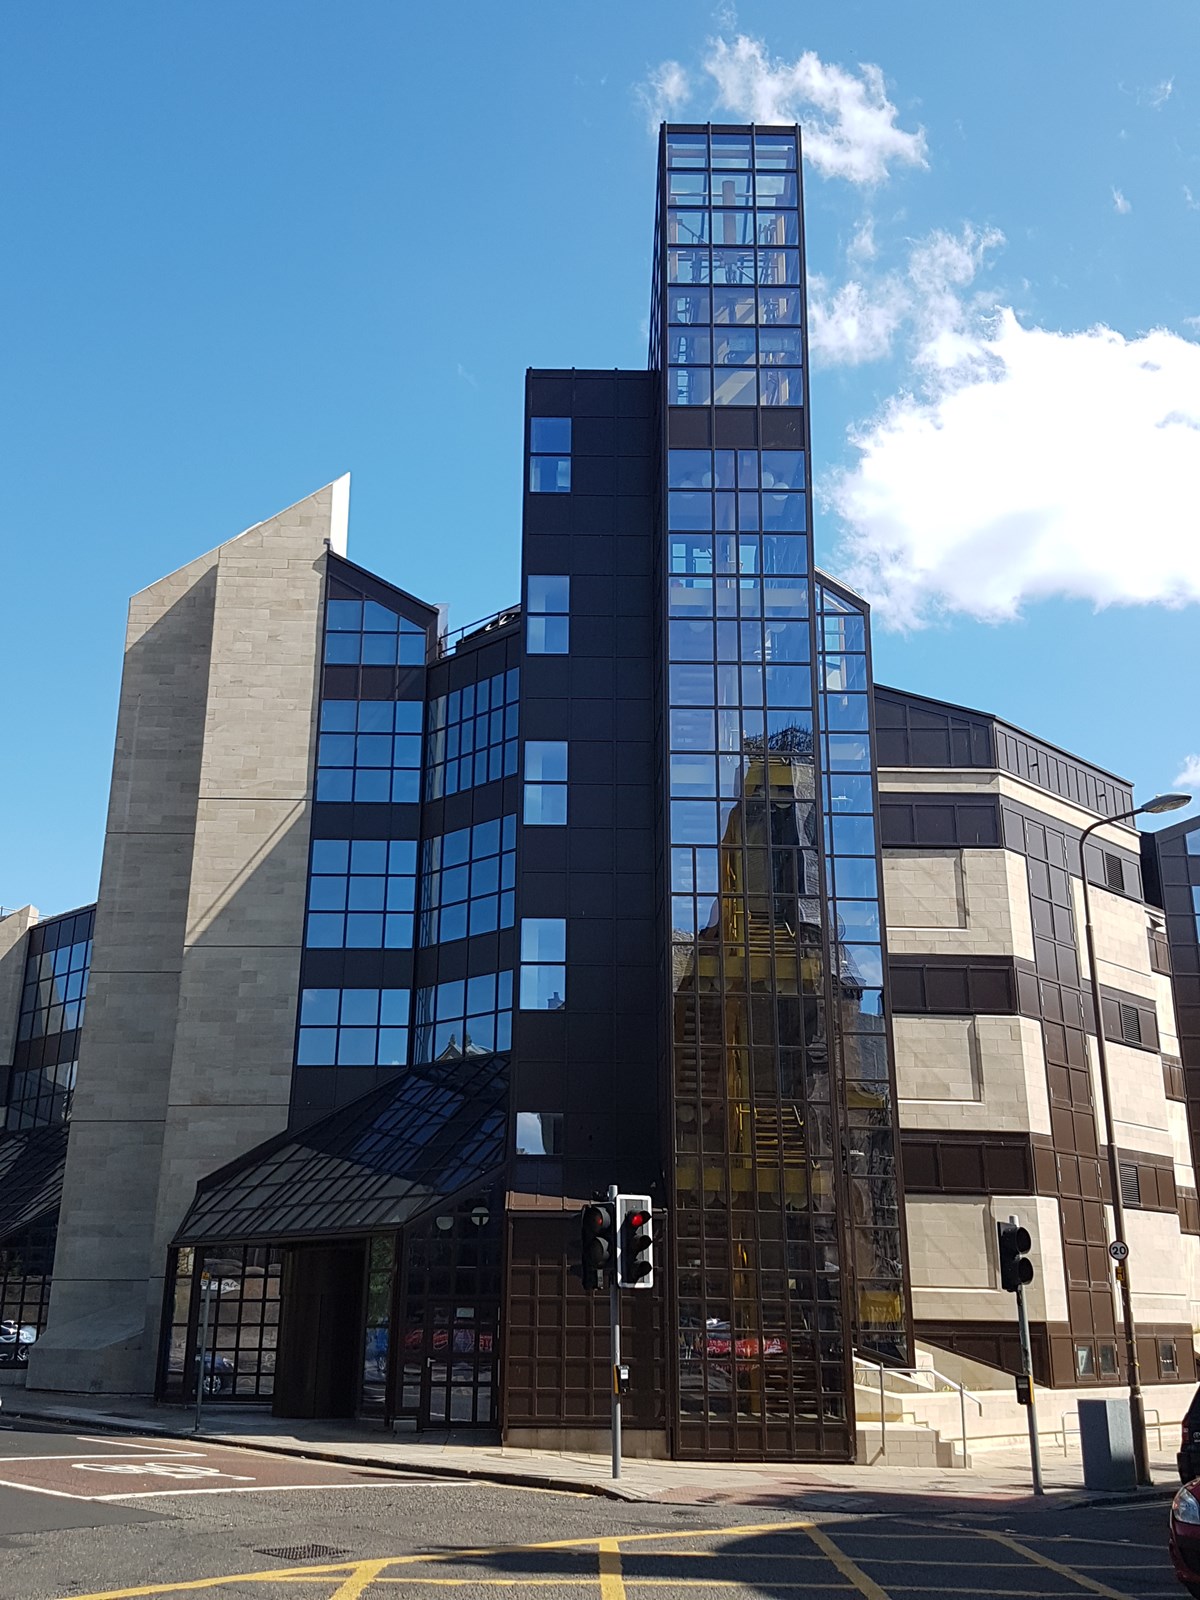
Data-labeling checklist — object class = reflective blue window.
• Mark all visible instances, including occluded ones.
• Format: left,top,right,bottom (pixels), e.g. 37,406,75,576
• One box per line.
519,919,566,1011
305,836,417,949
296,988,409,1066
426,669,519,800
530,418,571,492
527,576,569,655
515,1111,563,1156
419,815,516,945
9,908,93,1129
316,699,424,804
413,971,513,1061
524,741,568,826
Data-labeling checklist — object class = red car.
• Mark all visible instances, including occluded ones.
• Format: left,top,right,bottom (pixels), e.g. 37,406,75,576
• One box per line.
1169,1481,1200,1595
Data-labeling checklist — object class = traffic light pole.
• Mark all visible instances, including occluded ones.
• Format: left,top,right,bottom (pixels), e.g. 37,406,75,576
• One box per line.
1013,1256,1043,1496
608,1184,621,1480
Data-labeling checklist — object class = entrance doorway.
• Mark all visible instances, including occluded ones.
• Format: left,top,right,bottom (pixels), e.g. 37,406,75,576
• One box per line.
273,1242,366,1419
390,1196,501,1430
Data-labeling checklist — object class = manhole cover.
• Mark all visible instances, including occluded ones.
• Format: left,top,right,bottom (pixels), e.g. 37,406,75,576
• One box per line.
255,1545,349,1562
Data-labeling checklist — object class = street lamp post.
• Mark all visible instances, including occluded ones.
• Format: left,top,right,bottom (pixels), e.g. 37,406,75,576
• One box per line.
1078,791,1189,1488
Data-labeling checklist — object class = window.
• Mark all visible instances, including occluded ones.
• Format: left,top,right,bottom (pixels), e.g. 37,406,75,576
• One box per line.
524,741,567,825
1075,1343,1096,1378
527,576,569,655
305,838,417,949
412,971,513,1061
520,919,566,1010
1103,852,1124,893
296,987,410,1067
419,815,516,944
529,417,571,493
1185,829,1200,856
1119,1004,1142,1046
14,914,92,1044
1098,1343,1119,1378
1148,920,1172,976
1160,1339,1179,1376
1194,885,1200,940
10,908,94,1130
425,669,519,800
316,699,423,803
515,1111,563,1156
1119,1162,1141,1207
324,599,427,666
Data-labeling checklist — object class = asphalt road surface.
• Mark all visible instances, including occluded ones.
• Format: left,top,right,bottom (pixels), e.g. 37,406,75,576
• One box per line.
0,1418,1184,1600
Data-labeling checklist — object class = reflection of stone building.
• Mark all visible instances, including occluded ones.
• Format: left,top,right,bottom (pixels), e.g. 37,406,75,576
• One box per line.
0,121,1195,1454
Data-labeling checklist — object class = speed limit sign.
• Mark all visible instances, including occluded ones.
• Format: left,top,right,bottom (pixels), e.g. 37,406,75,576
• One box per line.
1108,1240,1129,1262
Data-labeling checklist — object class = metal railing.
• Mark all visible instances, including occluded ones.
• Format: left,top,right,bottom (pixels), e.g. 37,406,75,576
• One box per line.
853,1353,983,1468
437,605,521,656
1059,1404,1169,1455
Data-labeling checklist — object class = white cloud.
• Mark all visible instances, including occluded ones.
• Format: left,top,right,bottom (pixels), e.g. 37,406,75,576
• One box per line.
1112,187,1132,214
1185,185,1200,212
638,35,926,183
830,315,1200,627
635,60,690,132
1148,77,1174,108
848,217,878,264
807,223,1002,369
1176,756,1200,790
808,276,907,365
703,36,927,183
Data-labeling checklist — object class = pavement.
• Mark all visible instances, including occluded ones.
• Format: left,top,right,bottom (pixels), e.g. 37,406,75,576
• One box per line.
0,1386,1182,1511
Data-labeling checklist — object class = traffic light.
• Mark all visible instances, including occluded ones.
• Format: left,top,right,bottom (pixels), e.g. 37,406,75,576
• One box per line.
579,1202,613,1292
998,1220,1034,1293
617,1193,654,1290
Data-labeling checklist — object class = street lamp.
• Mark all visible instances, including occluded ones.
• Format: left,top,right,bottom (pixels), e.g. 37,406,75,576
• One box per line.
1079,791,1190,1486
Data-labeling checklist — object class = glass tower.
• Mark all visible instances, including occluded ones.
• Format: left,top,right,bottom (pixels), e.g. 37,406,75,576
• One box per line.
655,124,909,1460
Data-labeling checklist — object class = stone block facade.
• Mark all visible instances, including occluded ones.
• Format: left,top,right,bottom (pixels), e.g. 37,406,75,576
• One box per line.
28,479,347,1395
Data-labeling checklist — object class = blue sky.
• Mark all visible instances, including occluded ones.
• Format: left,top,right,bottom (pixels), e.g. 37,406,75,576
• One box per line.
2,2,1198,913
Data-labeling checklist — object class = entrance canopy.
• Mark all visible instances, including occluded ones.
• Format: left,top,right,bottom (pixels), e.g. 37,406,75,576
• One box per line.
173,1054,509,1247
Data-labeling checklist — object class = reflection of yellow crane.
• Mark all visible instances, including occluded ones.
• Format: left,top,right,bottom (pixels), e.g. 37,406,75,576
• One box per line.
672,737,905,1352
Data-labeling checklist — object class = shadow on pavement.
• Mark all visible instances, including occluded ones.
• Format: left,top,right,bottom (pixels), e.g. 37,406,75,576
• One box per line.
420,1495,1176,1599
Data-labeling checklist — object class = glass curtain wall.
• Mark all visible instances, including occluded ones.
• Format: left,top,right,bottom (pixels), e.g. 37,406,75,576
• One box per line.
816,580,909,1366
9,908,93,1129
658,125,856,1460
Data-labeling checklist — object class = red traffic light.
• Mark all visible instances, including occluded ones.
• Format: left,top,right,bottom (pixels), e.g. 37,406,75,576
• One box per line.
626,1211,650,1229
579,1203,614,1291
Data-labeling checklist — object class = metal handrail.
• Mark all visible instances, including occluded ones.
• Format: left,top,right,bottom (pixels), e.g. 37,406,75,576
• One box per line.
853,1353,982,1469
1059,1404,1168,1456
437,605,520,655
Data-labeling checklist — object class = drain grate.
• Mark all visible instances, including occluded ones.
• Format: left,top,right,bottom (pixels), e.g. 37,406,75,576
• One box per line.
255,1544,349,1562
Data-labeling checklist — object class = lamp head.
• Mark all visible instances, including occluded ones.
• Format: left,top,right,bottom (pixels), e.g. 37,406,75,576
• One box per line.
1139,793,1192,815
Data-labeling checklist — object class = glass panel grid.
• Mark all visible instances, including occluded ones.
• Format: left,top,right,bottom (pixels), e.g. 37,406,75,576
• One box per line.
419,816,516,945
529,417,571,493
9,909,94,1130
660,130,891,1461
305,838,417,949
316,699,424,804
426,670,519,800
297,987,411,1067
413,972,514,1062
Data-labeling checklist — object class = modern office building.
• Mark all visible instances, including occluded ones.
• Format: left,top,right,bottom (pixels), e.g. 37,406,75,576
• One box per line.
877,688,1199,1390
1,124,1196,1460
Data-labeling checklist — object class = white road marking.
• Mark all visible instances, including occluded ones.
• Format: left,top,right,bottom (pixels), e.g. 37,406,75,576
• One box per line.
74,1461,255,1481
0,1475,89,1501
75,1435,198,1452
0,1451,206,1464
94,1479,454,1501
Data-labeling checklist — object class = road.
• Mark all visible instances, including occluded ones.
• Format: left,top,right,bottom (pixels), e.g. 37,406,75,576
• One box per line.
0,1417,1183,1600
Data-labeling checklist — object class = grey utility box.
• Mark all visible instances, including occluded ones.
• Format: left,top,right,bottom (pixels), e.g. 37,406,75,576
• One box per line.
1078,1398,1136,1490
